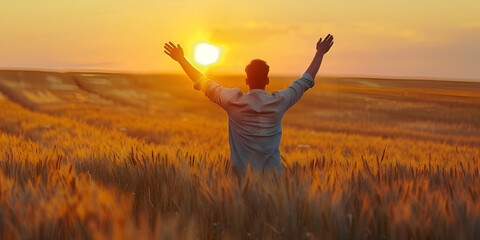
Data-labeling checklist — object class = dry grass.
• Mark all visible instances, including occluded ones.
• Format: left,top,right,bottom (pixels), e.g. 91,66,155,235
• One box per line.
0,70,479,239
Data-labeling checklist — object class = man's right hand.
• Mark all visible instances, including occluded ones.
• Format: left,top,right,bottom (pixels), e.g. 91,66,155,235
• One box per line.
316,34,334,54
164,41,185,61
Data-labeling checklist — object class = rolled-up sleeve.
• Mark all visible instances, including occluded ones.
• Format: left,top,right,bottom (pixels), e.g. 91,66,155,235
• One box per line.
278,73,315,110
193,76,242,110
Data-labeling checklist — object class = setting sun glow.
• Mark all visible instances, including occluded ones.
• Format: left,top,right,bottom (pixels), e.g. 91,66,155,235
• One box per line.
0,1,479,79
194,43,220,66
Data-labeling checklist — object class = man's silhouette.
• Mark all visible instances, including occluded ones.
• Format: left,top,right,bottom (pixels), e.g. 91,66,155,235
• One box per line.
164,34,334,174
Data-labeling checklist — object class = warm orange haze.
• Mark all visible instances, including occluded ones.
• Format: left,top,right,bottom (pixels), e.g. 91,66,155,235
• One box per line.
1,0,480,239
1,0,480,79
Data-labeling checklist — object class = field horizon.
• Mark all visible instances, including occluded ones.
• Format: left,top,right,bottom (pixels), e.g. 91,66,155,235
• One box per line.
2,68,480,83
0,69,479,239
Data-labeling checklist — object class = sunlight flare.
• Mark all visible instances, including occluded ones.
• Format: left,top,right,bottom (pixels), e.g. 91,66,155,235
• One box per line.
194,43,220,66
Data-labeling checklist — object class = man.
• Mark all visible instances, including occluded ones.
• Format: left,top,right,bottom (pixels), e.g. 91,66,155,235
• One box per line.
164,34,334,174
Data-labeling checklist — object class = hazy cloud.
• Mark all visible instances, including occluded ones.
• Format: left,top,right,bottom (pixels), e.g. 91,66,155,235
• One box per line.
210,22,301,44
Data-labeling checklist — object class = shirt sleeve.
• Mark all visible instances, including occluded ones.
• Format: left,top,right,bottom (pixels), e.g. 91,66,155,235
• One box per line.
193,76,242,110
278,73,315,110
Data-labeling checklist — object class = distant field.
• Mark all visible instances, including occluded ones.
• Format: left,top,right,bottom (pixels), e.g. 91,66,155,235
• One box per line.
0,70,479,239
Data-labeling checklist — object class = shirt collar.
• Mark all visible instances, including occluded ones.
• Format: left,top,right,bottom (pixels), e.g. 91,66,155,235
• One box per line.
248,89,266,94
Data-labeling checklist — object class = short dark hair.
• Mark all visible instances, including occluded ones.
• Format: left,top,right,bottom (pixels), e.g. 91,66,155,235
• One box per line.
245,59,269,84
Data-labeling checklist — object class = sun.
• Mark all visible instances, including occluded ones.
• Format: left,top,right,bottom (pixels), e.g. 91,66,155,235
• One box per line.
194,43,220,66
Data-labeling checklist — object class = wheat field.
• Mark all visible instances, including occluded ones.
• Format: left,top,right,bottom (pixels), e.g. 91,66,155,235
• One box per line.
0,70,479,239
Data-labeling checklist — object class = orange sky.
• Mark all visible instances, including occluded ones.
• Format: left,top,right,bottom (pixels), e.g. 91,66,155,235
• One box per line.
1,0,479,80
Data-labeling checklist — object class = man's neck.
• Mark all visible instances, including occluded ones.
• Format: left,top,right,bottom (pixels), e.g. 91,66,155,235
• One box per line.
249,87,266,91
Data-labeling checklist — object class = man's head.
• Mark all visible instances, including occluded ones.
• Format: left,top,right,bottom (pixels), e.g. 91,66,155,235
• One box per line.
245,59,269,90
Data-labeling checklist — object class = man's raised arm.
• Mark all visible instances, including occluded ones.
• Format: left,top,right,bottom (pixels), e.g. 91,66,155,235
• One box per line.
279,34,334,110
164,41,241,110
305,34,334,79
164,41,205,82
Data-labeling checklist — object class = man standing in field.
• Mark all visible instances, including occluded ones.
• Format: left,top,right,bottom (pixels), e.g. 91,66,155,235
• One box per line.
164,34,334,174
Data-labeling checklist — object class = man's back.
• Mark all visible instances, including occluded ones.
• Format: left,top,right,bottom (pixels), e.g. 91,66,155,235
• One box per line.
227,89,286,173
197,73,315,174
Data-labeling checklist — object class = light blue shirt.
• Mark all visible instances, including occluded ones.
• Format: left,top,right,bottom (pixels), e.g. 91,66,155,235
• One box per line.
194,73,315,174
